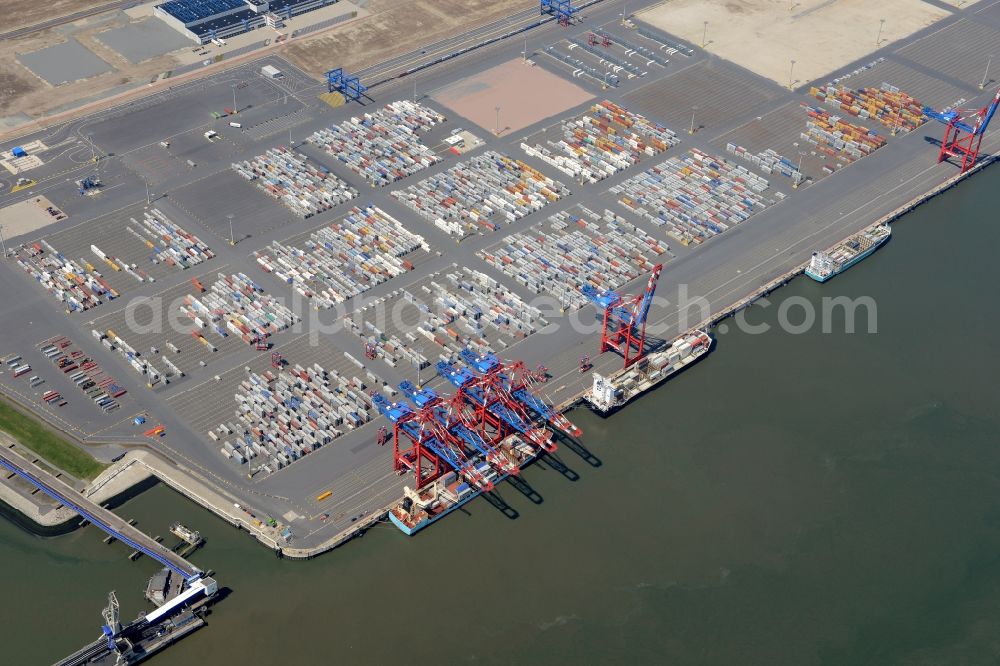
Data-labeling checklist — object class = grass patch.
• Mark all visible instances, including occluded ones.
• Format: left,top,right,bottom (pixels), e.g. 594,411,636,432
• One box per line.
0,398,106,480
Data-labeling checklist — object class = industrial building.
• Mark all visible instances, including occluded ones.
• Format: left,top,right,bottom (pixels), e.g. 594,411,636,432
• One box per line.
154,0,339,43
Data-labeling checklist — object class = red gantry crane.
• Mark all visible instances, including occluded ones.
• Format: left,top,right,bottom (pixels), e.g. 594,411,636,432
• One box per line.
581,264,663,369
923,87,1000,173
397,381,520,477
373,395,494,492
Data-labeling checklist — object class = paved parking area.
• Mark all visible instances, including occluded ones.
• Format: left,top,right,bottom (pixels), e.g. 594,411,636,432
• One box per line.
168,169,296,243
85,76,281,155
896,19,1000,89
433,58,594,135
624,59,784,135
825,58,970,110
122,146,191,186
18,40,113,86
97,18,191,65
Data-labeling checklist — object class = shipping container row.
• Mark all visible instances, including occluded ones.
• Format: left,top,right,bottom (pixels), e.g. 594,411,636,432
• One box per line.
232,146,357,218
801,104,887,165
390,150,569,238
810,82,926,133
542,45,620,87
255,204,428,308
345,266,544,374
522,100,680,184
100,328,170,388
725,144,804,184
633,26,695,57
15,239,115,312
610,148,772,247
12,207,212,313
478,205,668,310
179,272,300,347
590,29,670,67
307,100,446,188
219,360,377,471
567,38,647,77
124,207,215,270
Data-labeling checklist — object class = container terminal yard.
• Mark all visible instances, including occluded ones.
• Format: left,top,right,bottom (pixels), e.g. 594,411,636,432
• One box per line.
3,0,1000,659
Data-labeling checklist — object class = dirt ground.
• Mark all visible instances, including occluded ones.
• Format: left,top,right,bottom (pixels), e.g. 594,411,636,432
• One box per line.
1,0,535,133
1,13,181,125
5,0,114,34
637,0,951,87
0,196,66,237
285,0,535,76
434,59,593,135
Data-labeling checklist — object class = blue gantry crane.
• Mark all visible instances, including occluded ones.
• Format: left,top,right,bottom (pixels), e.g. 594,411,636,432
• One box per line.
373,394,493,491
325,67,367,103
458,349,583,438
436,360,553,451
398,381,520,476
923,87,1000,173
541,0,578,25
582,263,662,369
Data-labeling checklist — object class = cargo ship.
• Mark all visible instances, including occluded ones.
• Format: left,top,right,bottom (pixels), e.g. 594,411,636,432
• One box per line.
805,224,891,282
586,330,712,414
388,434,540,536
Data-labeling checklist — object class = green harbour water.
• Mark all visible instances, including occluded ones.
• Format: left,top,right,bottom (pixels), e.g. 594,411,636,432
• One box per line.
5,168,1000,665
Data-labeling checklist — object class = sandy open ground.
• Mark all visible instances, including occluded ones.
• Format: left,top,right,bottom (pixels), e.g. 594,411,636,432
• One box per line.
637,0,950,87
1,0,533,133
0,196,66,238
3,0,113,34
284,0,535,76
433,59,593,135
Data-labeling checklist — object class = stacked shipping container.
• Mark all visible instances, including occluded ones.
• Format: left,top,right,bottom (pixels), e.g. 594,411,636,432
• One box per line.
254,204,429,308
180,272,300,346
810,82,926,133
521,100,680,184
611,148,771,246
345,266,544,370
222,361,377,469
478,205,668,310
801,104,887,166
390,150,569,238
232,146,357,218
307,100,446,188
13,208,210,313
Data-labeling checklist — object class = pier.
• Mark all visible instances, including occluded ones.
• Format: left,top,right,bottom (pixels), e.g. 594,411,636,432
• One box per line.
554,151,999,415
0,447,200,580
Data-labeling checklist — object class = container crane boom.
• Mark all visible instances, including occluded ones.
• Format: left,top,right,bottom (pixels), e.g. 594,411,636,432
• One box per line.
581,264,664,368
398,381,516,476
631,263,662,331
437,361,554,452
923,87,1000,172
374,395,492,491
